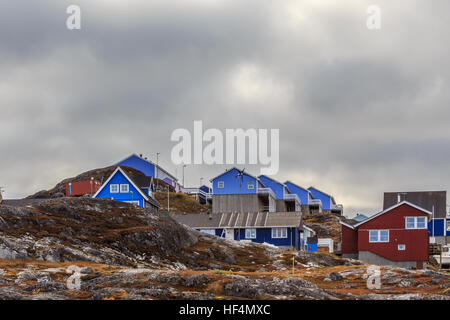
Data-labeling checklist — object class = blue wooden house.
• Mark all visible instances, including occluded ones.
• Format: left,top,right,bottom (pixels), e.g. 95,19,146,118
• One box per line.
259,175,301,212
117,154,180,192
93,167,161,212
172,211,304,250
210,168,276,213
284,181,322,213
308,187,342,214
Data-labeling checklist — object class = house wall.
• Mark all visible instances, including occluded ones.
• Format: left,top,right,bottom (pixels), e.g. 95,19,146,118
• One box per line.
284,182,309,205
357,204,430,262
275,200,287,212
341,225,358,255
428,218,445,237
212,194,260,213
118,155,155,177
259,176,284,200
236,227,298,249
95,170,146,207
308,188,332,210
212,169,258,195
66,180,101,197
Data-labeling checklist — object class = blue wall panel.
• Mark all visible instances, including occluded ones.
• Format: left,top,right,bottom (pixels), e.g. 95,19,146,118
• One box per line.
95,170,146,207
428,219,445,237
285,182,310,205
212,168,258,195
118,155,156,177
308,187,332,210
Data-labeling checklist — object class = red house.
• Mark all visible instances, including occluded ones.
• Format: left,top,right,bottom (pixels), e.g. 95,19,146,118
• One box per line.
66,179,101,197
340,201,431,269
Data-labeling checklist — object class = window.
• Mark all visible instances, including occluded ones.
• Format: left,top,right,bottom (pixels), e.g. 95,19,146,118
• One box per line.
272,228,288,239
110,184,119,193
120,184,129,193
398,244,406,251
245,228,257,239
369,230,389,243
447,221,450,232
247,181,255,190
405,216,427,229
217,181,224,189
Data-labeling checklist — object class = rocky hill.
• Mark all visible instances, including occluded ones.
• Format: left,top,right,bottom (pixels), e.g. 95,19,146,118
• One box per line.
0,197,449,300
26,165,211,213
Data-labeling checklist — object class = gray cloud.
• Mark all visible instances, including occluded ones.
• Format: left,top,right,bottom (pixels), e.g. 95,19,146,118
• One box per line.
1,0,450,217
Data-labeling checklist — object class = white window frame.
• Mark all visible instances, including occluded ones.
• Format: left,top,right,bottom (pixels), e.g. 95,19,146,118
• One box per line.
217,181,224,189
398,244,406,251
245,228,256,239
120,184,129,193
247,181,255,190
447,220,450,232
405,216,427,230
369,230,389,243
110,184,119,193
272,227,288,239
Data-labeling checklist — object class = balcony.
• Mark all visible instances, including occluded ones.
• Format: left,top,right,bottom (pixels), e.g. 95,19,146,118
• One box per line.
257,187,276,199
284,193,301,203
331,204,343,212
309,199,322,206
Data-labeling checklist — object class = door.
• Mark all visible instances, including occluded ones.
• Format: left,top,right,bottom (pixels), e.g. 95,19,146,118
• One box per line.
225,229,234,240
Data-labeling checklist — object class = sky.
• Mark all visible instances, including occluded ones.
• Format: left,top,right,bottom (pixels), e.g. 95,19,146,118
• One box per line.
1,0,450,217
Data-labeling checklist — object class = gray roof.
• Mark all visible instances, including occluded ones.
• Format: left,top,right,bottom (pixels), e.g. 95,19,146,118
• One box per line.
383,191,447,219
171,211,303,229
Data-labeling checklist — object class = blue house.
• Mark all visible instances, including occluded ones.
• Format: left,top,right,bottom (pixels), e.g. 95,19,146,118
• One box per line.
284,181,322,213
308,187,343,214
117,154,180,191
259,175,301,212
172,211,304,250
93,167,161,212
210,168,276,213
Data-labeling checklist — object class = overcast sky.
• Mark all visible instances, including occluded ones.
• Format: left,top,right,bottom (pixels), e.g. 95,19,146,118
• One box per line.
1,0,449,217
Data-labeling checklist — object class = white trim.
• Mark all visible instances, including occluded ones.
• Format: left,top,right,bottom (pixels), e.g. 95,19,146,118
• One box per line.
93,167,149,201
369,230,389,243
353,201,432,228
110,184,119,193
272,227,288,239
120,184,129,193
405,216,427,229
339,221,356,229
245,228,257,239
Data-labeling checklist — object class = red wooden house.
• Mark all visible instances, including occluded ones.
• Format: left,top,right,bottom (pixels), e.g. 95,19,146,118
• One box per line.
66,179,101,197
340,201,431,269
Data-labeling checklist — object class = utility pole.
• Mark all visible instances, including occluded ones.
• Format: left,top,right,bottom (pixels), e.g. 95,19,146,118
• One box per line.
156,152,160,191
200,177,203,187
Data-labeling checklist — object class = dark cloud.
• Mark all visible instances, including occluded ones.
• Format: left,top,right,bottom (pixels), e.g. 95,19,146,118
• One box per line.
1,0,450,217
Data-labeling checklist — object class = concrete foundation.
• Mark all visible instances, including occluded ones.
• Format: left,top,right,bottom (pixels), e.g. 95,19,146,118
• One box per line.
358,251,427,269
342,253,358,259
